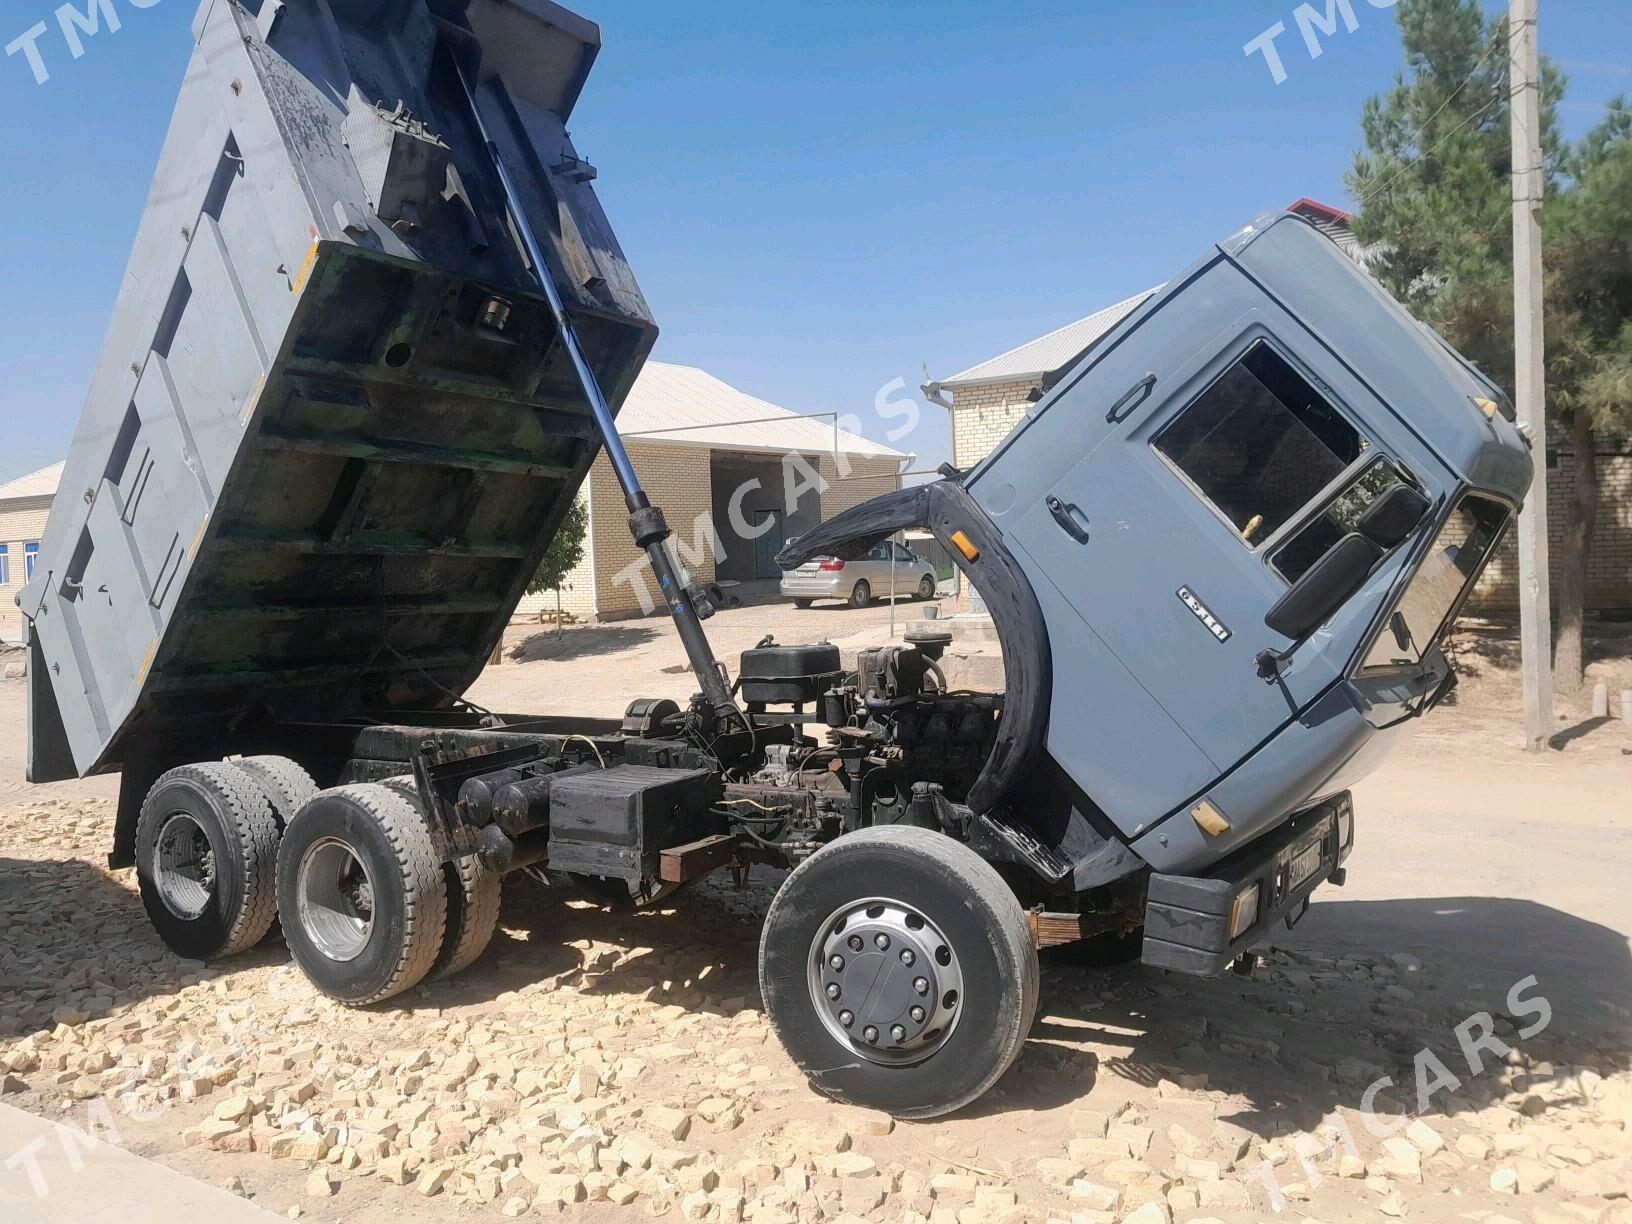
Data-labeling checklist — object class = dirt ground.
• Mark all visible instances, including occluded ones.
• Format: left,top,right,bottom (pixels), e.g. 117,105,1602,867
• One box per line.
0,603,1629,1224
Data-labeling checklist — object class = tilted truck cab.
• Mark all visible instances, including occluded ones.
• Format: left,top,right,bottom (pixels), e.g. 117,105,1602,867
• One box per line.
781,210,1531,976
20,0,1529,1121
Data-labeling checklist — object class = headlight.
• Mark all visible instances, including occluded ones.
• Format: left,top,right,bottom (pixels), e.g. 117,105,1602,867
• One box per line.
1229,883,1261,942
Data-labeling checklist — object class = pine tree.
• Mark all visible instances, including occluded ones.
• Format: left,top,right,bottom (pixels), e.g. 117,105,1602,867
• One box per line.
1347,0,1630,693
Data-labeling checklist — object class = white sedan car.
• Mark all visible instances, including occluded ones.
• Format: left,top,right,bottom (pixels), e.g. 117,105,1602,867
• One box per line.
781,542,940,609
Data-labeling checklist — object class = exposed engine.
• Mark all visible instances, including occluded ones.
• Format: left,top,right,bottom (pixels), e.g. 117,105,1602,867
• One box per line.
734,629,1003,842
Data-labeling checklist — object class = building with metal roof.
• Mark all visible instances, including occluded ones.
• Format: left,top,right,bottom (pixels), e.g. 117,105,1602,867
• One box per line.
517,360,907,622
0,463,62,642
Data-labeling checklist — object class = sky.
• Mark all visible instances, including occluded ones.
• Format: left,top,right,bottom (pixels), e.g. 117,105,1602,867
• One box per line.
1,0,1628,485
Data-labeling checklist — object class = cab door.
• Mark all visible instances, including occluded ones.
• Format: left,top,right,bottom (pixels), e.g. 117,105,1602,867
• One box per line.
976,266,1406,835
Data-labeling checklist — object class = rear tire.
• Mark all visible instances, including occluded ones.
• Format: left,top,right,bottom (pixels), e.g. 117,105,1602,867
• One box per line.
135,763,282,960
234,756,319,947
850,580,872,610
434,856,503,979
276,784,448,1005
375,778,502,981
759,826,1039,1119
793,599,814,610
235,756,318,831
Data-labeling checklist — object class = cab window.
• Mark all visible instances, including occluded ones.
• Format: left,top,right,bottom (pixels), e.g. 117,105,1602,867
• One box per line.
1274,460,1415,583
1155,343,1365,547
1361,496,1510,672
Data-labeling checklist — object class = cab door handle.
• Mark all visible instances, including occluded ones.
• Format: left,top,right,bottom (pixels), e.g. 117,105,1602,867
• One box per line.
1106,372,1157,424
1047,496,1091,544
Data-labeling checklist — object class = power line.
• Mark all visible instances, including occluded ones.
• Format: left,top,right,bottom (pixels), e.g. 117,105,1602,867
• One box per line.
1357,90,1505,212
1354,35,1509,212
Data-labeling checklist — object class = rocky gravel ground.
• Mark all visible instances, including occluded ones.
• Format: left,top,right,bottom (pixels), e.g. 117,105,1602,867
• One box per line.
3,787,1631,1224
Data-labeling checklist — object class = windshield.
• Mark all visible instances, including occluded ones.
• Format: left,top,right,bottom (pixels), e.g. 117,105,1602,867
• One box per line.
1361,495,1510,672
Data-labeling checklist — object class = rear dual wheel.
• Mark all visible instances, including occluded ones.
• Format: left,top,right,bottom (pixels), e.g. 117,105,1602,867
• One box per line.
277,781,502,1005
135,763,284,960
759,826,1039,1119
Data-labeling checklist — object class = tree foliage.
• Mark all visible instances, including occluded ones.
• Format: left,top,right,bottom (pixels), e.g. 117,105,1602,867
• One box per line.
1346,0,1632,689
526,497,589,597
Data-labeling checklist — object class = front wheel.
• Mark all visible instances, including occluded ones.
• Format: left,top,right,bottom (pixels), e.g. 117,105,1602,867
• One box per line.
759,826,1039,1119
916,575,937,601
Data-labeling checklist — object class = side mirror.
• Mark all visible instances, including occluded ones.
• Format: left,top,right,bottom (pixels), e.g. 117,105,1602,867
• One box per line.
1358,485,1430,548
1265,533,1382,639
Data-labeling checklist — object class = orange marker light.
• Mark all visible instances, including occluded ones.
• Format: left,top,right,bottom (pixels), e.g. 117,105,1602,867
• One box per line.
951,531,981,563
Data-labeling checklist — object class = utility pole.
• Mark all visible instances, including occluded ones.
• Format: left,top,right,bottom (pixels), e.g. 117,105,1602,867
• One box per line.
1510,0,1554,751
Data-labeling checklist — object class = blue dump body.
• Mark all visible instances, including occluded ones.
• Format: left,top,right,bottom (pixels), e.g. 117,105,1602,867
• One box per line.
23,0,656,783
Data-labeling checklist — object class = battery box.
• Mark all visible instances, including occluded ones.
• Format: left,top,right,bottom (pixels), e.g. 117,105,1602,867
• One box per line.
545,765,721,881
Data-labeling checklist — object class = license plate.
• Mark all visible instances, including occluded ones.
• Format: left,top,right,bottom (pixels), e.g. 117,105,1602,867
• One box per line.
1288,835,1327,891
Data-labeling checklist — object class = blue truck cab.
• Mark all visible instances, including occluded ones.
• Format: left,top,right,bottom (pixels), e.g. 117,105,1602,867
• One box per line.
787,210,1531,977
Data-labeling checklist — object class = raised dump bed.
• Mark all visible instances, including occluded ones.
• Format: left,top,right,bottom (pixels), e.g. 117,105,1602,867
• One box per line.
22,0,656,784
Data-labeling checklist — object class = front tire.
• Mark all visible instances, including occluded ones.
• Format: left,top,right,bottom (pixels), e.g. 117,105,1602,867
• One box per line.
276,785,448,1005
759,826,1039,1119
793,599,814,610
916,575,937,601
849,580,872,610
135,763,282,960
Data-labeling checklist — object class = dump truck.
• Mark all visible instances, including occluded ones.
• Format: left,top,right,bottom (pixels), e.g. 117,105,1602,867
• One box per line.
20,0,1532,1119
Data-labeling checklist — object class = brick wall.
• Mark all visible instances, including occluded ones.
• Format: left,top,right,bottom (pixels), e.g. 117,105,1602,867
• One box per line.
1468,450,1632,613
591,442,719,621
0,497,50,643
949,378,1039,470
819,454,903,517
513,489,597,622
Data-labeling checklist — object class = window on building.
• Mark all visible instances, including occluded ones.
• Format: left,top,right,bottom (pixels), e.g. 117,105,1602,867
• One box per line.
25,542,38,580
0,545,8,586
1155,343,1366,549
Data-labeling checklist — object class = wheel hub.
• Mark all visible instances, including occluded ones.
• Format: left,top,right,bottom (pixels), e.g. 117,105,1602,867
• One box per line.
153,812,216,920
809,898,964,1065
297,838,376,962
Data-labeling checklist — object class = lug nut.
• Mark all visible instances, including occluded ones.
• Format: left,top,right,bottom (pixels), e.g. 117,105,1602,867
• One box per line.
839,1010,854,1028
829,954,845,971
913,977,928,995
900,949,915,966
848,935,864,952
910,1005,925,1023
862,1026,879,1044
874,933,890,951
891,1025,906,1042
826,983,841,1000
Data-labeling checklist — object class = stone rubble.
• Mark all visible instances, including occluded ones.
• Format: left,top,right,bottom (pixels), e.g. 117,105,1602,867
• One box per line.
1,790,1629,1224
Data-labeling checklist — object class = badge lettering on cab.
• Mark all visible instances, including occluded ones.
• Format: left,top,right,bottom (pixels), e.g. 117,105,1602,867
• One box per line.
1177,586,1232,643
